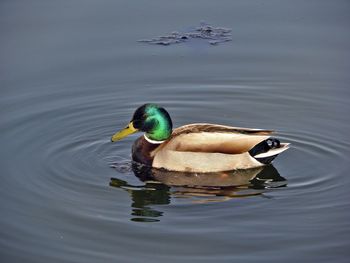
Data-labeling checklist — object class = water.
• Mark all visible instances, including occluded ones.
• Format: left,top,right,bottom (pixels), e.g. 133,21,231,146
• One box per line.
1,0,350,262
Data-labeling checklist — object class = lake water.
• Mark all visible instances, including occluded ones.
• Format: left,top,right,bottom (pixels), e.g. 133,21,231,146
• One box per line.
1,0,350,262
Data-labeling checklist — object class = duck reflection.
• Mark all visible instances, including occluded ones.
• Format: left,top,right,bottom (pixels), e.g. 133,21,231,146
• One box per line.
110,164,286,222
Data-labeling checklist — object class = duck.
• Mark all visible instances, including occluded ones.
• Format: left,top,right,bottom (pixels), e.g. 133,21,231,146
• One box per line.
111,103,289,173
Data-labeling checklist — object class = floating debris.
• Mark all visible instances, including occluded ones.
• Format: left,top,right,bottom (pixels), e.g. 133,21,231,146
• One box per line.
138,22,232,46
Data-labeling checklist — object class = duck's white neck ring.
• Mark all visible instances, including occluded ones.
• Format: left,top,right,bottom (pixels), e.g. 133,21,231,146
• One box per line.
144,134,165,144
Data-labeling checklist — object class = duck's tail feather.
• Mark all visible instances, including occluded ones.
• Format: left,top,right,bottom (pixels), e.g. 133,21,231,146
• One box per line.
249,138,290,164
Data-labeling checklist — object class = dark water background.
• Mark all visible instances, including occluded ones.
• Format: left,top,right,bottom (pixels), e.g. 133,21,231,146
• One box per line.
1,0,350,262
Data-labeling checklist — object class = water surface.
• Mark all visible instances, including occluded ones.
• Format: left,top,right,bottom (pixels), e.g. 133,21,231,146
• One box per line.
1,0,350,262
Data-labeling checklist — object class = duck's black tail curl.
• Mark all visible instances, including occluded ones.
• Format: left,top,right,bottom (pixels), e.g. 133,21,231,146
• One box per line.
249,138,282,164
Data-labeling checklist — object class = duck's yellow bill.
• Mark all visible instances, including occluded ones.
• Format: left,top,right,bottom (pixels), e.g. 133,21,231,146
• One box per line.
111,122,138,142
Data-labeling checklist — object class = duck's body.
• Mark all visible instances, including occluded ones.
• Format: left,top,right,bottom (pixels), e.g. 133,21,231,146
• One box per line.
111,104,289,173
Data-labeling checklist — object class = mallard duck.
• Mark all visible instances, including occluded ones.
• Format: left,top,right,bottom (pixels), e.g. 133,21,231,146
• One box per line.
111,103,289,173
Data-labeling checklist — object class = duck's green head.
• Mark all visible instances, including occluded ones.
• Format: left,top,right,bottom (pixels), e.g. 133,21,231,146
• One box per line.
111,104,173,143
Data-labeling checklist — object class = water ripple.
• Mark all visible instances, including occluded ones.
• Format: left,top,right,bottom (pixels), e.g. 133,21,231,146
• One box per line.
1,82,349,261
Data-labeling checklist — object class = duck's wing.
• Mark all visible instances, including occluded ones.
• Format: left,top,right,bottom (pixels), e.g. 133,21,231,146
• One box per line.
157,123,273,155
160,132,269,154
170,123,274,137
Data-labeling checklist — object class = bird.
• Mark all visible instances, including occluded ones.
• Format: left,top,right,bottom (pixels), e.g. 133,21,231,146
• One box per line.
111,103,289,173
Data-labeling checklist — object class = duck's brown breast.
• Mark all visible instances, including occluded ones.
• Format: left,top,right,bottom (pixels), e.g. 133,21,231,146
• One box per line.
131,136,161,166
